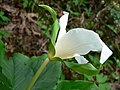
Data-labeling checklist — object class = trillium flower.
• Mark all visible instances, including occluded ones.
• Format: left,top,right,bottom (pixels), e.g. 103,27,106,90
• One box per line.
54,12,112,64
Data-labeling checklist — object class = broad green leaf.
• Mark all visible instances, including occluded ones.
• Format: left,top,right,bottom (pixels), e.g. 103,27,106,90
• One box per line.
29,55,61,90
48,41,56,59
29,54,48,72
0,66,12,90
64,61,100,75
1,53,61,90
0,83,11,90
39,5,60,45
1,53,33,90
55,80,99,90
0,39,6,64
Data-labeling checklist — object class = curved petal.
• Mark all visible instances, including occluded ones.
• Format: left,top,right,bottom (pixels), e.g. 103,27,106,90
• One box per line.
55,28,102,59
57,11,69,41
100,40,113,64
75,54,88,64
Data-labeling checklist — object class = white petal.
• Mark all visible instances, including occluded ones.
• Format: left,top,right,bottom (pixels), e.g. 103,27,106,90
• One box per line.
55,28,102,59
100,40,113,64
75,54,88,64
57,11,69,41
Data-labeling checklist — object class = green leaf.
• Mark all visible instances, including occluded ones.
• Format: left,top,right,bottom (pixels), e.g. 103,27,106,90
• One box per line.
84,74,94,81
39,5,60,45
32,60,61,90
50,57,63,62
0,30,11,38
0,11,4,16
64,61,100,75
55,80,99,90
96,74,108,83
51,19,59,45
28,54,61,90
1,16,10,22
1,53,32,90
0,71,12,90
0,39,6,64
98,83,111,90
22,0,29,8
29,54,61,90
1,53,61,90
39,5,57,21
48,41,56,59
0,11,10,22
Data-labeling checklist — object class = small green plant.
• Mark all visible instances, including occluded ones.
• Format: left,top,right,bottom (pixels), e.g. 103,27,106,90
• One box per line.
22,0,38,11
96,74,111,90
84,7,93,16
0,11,10,26
0,30,11,39
22,0,29,8
35,19,51,38
110,6,120,26
84,74,112,90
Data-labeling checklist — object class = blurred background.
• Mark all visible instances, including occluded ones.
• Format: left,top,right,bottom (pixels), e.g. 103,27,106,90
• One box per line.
0,0,120,90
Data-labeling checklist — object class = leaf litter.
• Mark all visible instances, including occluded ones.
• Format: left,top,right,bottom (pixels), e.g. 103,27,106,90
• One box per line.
0,3,48,57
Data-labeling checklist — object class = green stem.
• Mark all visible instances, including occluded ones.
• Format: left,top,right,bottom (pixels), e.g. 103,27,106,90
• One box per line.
26,58,49,90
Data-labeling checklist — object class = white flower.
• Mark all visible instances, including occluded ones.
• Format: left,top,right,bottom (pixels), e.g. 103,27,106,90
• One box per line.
54,12,112,64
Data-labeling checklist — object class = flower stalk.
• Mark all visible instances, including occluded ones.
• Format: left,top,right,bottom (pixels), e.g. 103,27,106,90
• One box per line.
27,58,49,90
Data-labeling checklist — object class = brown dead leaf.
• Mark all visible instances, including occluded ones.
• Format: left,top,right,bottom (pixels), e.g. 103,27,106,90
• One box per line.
0,3,48,56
